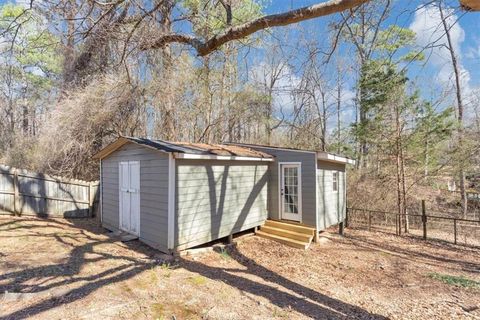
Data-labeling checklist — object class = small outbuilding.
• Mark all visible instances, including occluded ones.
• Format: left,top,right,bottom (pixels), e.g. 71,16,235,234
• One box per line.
93,137,354,252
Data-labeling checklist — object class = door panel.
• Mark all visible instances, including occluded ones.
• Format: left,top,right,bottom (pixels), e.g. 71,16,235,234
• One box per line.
280,164,302,222
119,162,130,231
129,161,140,235
119,161,140,235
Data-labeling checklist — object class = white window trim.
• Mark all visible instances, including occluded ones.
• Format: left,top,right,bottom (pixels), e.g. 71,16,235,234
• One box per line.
167,153,176,250
278,162,302,223
332,171,339,193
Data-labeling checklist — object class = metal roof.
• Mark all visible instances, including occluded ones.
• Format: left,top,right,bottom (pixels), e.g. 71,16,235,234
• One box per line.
92,136,274,160
225,142,356,165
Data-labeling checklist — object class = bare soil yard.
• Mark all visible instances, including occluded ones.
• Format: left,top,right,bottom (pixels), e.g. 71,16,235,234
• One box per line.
0,216,479,320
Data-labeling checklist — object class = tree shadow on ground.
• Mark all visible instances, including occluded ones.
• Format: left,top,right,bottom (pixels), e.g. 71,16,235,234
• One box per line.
0,217,389,320
0,218,161,320
178,245,388,320
343,230,480,273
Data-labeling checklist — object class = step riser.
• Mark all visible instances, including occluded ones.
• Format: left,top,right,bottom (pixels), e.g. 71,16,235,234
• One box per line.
260,226,312,242
265,220,315,236
256,232,307,249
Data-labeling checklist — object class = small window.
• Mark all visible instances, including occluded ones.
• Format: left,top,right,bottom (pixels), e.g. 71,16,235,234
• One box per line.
333,172,338,192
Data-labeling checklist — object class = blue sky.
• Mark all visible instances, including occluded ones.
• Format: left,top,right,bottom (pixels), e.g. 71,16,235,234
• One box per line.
261,1,480,111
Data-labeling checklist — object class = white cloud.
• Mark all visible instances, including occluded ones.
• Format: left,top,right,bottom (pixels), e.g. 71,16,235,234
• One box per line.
250,61,301,116
409,4,472,95
465,40,480,60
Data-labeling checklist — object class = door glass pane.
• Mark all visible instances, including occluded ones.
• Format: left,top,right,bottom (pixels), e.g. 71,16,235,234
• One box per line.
283,166,299,215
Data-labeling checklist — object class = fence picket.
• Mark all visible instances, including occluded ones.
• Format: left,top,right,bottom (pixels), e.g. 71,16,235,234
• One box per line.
0,165,99,218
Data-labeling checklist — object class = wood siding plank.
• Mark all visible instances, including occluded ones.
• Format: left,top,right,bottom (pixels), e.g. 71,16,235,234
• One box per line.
175,160,268,248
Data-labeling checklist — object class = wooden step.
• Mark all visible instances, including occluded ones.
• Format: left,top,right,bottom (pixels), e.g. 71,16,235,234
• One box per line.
256,230,310,249
260,225,313,242
264,220,316,236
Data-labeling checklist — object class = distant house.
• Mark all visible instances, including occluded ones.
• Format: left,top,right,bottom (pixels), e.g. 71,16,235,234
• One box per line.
93,137,355,252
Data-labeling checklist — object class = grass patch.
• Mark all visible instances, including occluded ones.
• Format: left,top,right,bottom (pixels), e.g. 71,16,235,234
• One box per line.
428,273,480,289
219,247,231,260
272,307,290,318
160,263,172,278
188,275,207,286
160,262,172,270
151,303,165,319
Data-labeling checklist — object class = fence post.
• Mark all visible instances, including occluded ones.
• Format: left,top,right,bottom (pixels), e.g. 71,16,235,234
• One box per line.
398,214,402,236
88,183,93,217
339,221,344,235
453,219,457,245
345,208,349,228
422,200,427,240
13,169,19,216
395,214,398,235
368,210,371,231
405,208,410,234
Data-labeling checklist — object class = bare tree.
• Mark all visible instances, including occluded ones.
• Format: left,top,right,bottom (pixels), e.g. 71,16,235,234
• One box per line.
438,1,468,217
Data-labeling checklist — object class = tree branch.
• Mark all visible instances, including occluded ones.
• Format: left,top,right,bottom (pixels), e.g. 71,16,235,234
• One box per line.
140,0,370,56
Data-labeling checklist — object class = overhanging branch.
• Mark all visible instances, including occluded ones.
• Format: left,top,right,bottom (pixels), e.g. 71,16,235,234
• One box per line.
140,0,370,56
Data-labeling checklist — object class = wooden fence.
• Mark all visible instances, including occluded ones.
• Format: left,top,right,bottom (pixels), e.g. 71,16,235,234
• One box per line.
0,165,99,218
346,204,480,247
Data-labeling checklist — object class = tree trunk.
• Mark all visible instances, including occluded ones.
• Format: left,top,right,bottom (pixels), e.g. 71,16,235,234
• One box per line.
62,0,76,91
395,103,403,235
337,68,342,154
321,91,327,151
159,0,176,141
22,105,29,135
439,2,467,218
424,138,429,177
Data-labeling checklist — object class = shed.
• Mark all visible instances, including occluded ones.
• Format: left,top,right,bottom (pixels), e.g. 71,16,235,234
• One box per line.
93,137,354,252
227,143,355,238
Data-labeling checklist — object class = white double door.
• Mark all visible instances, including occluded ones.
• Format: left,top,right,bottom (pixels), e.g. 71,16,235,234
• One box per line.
119,161,140,235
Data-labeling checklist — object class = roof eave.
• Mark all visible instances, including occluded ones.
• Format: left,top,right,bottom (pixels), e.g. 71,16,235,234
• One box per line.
173,152,274,162
317,152,356,165
92,136,169,160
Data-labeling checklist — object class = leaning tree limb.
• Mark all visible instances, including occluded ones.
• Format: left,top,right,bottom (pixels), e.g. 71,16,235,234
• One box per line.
140,0,370,56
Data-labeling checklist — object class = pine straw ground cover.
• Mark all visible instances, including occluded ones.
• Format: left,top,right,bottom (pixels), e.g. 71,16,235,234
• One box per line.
0,216,479,320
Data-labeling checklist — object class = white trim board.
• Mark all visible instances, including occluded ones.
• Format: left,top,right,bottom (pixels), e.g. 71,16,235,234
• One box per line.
317,152,356,165
167,153,176,250
278,162,303,223
173,153,274,162
100,159,103,224
314,157,319,232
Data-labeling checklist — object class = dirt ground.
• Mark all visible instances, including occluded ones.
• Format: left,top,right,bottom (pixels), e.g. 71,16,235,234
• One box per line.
0,216,479,320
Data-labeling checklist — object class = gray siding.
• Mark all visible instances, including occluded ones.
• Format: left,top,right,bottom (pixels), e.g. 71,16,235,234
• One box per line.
101,143,169,252
175,160,268,250
240,146,317,227
317,161,346,230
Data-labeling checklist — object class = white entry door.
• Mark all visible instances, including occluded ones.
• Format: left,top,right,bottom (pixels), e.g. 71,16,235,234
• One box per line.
119,161,140,235
280,163,302,222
